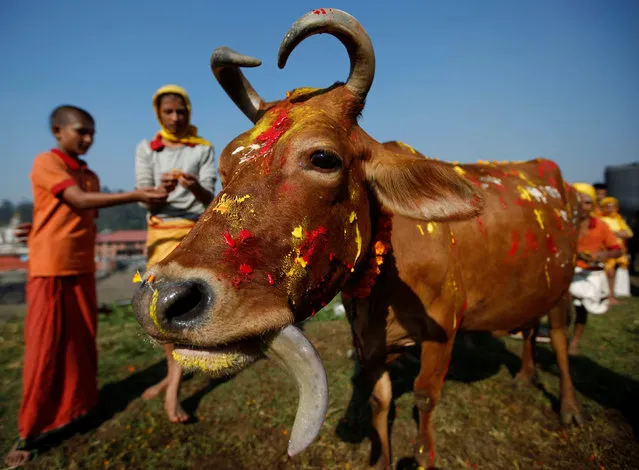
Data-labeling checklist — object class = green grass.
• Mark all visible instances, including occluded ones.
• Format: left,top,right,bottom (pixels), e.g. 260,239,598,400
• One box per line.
1,296,638,469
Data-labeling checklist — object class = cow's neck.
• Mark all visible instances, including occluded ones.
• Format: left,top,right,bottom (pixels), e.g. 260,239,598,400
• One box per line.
342,213,393,299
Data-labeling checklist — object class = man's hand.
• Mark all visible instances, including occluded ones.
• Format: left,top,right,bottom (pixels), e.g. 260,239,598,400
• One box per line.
159,172,179,193
177,172,202,192
135,188,169,205
14,223,32,244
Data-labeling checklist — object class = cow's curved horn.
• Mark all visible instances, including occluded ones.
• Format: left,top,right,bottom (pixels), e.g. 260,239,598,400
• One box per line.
211,46,265,123
278,9,375,103
265,324,328,456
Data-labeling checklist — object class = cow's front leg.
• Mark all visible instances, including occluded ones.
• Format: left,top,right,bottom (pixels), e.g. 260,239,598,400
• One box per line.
413,339,455,469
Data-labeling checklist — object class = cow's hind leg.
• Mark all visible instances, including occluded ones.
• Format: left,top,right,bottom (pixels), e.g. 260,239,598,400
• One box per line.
413,340,454,469
366,365,393,470
514,325,541,386
548,294,584,425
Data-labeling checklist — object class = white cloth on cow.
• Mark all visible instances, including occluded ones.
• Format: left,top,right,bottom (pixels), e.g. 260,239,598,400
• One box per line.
570,267,610,315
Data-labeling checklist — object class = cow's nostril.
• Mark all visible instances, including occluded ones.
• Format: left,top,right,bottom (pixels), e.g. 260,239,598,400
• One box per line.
161,280,212,327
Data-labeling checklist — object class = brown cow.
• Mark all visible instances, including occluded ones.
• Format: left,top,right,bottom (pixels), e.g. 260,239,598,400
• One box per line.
132,8,583,469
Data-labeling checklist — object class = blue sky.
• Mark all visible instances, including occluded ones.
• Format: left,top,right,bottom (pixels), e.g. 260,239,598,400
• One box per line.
1,0,637,201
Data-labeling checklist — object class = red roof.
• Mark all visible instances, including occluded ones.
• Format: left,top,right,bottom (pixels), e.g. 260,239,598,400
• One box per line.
0,255,27,272
96,230,147,243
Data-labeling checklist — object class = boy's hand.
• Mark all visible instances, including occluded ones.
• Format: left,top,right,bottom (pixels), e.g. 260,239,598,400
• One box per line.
14,223,32,244
178,172,202,192
136,188,169,204
159,172,179,193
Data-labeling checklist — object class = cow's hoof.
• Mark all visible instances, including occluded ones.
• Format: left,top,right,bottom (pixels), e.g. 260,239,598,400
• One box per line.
560,406,585,426
513,371,540,388
414,442,436,469
367,461,390,470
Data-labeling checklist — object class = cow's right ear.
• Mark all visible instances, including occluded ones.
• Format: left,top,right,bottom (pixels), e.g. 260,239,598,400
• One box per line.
363,142,484,221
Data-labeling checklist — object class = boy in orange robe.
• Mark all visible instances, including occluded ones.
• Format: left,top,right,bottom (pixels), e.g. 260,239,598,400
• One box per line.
5,105,167,467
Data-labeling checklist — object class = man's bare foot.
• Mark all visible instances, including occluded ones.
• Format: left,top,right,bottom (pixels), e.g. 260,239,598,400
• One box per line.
164,392,189,423
141,377,169,400
568,344,580,356
609,297,621,305
4,442,31,468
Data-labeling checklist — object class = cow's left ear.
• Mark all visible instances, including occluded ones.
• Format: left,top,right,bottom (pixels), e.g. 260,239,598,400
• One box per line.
363,143,484,221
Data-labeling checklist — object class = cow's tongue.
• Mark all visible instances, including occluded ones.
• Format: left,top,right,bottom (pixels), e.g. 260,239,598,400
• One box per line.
265,324,328,456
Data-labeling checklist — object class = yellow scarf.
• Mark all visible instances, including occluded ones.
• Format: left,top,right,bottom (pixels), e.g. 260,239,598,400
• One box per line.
152,84,212,147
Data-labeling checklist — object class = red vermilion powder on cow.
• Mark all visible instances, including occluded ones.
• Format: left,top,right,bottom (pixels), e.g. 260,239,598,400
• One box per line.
546,234,558,254
537,160,557,179
525,229,538,253
255,109,290,174
238,229,253,243
553,212,564,231
507,231,520,258
299,226,328,265
476,216,487,237
222,231,236,248
499,196,508,209
239,264,253,275
465,174,482,188
267,273,275,286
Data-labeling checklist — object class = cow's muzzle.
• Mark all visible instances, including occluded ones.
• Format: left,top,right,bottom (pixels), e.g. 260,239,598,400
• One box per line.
132,278,214,338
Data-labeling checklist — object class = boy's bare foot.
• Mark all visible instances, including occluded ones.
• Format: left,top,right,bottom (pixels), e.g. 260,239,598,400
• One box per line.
4,442,31,468
164,392,189,423
608,297,621,305
141,377,169,400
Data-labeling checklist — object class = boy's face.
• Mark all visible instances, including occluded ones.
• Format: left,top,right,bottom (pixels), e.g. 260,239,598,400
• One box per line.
595,188,607,204
159,95,189,137
53,113,95,157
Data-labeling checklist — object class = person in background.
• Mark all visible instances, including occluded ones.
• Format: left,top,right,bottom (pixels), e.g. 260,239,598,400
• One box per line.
135,84,216,423
568,183,621,356
599,196,633,302
5,105,167,468
593,182,607,216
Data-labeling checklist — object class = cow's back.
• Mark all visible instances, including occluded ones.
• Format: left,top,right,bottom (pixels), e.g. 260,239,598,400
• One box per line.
390,157,579,333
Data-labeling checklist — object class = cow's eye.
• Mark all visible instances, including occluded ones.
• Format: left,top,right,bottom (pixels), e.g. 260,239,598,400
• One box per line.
309,150,342,171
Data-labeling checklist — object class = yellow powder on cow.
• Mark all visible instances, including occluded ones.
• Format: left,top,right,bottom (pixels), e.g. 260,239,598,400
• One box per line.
349,212,362,266
534,209,545,230
172,350,240,374
149,288,164,333
212,193,251,215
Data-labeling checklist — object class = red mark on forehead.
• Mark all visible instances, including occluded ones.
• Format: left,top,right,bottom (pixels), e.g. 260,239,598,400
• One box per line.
256,110,289,156
499,197,508,209
267,273,275,286
255,109,291,175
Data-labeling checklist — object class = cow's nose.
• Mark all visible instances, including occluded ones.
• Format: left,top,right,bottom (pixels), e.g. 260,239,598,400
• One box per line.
134,279,214,335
